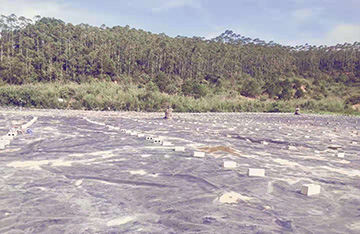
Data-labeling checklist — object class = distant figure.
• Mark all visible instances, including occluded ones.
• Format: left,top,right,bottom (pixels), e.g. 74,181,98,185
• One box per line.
164,106,173,119
295,106,301,115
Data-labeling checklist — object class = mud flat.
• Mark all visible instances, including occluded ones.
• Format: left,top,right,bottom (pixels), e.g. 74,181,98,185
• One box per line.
0,109,359,233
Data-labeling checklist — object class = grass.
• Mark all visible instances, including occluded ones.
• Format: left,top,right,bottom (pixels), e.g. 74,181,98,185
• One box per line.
0,82,359,116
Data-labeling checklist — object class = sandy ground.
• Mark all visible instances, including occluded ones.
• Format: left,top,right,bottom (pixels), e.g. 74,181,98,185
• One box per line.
0,108,360,234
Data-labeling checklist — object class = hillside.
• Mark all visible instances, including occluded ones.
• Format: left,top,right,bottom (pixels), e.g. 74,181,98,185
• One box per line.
0,14,359,114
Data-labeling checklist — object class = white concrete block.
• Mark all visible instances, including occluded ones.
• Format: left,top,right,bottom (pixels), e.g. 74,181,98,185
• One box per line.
301,184,321,196
247,168,265,177
125,130,132,134
224,161,237,168
0,144,5,149
137,134,145,138
174,146,185,152
262,141,269,145
193,151,205,158
288,146,297,150
130,132,138,136
0,139,10,146
2,135,13,140
162,141,172,146
304,135,310,139
337,152,345,158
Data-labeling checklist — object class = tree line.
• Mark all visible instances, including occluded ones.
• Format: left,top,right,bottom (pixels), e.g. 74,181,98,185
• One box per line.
0,14,359,100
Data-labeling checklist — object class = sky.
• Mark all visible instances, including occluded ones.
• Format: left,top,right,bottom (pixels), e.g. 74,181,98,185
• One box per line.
0,0,359,46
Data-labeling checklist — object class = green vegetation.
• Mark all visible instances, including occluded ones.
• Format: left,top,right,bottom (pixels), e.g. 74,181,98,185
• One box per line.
0,14,359,114
0,82,358,115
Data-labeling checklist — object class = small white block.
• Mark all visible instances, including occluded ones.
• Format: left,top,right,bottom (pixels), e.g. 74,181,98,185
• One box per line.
304,136,310,139
337,153,345,158
224,161,237,168
352,141,357,145
247,168,265,177
301,184,321,196
0,139,10,145
162,141,172,146
288,146,297,150
4,134,13,140
130,132,138,136
125,130,132,134
137,134,145,138
262,141,269,145
174,146,185,152
193,151,205,158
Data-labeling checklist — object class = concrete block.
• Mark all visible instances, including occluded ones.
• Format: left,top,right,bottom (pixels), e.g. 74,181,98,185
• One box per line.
0,139,10,146
125,130,132,134
247,168,265,177
130,132,138,136
224,161,237,168
0,144,5,149
262,141,269,145
304,135,310,139
288,146,297,150
1,135,13,140
301,184,321,196
162,141,172,146
137,134,145,138
174,146,185,152
193,151,205,158
337,152,345,158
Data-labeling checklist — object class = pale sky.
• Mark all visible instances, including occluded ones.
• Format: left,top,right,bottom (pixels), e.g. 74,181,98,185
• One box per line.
0,0,359,46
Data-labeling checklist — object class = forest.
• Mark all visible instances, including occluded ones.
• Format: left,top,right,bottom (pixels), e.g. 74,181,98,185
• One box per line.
0,14,359,114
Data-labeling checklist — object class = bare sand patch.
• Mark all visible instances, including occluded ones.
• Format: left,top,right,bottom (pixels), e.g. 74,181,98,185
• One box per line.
107,216,134,227
218,192,253,204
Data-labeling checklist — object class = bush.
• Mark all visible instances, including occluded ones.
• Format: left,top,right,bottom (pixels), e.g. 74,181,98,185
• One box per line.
0,82,358,115
240,79,261,97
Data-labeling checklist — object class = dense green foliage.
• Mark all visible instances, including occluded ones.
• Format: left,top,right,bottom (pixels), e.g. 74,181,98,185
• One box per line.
0,82,357,115
0,14,359,113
